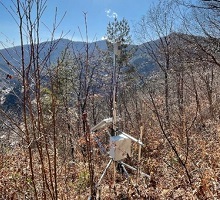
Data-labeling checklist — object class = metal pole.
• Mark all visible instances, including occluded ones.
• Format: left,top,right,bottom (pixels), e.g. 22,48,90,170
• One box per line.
112,48,117,134
120,161,151,179
112,41,121,134
112,41,121,187
112,43,117,187
96,159,113,186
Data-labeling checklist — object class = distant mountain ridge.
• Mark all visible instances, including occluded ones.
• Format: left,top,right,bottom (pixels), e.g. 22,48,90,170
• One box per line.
0,38,156,75
0,39,108,74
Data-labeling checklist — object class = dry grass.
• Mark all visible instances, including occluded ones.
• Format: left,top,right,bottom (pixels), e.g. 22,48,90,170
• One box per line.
1,117,220,199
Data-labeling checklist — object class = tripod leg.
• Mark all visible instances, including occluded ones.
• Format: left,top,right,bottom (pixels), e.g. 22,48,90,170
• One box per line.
97,159,113,186
120,163,129,178
120,161,150,179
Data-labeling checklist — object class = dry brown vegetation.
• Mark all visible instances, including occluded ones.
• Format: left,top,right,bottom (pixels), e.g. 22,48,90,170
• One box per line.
1,104,220,199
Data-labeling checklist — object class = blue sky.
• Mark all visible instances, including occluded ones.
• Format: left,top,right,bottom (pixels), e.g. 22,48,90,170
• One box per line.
0,0,158,48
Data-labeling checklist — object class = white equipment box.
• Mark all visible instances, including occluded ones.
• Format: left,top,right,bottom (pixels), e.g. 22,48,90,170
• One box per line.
109,134,131,161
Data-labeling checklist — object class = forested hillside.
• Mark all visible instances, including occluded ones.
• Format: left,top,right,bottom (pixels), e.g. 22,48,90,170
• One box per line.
0,0,220,199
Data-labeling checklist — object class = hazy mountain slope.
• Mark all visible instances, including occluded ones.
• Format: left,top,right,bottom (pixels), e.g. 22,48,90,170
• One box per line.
0,38,155,74
0,39,156,98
